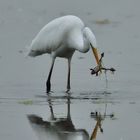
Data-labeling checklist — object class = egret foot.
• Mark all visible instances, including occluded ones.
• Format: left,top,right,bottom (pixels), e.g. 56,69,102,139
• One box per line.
66,88,71,94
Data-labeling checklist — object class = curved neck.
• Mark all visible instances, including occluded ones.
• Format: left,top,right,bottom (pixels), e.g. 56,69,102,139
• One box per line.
83,27,97,48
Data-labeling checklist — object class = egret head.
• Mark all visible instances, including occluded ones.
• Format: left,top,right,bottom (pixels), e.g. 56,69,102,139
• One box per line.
83,27,100,65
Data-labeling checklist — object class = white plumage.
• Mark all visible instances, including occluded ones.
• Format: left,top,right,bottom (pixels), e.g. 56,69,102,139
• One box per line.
28,15,97,93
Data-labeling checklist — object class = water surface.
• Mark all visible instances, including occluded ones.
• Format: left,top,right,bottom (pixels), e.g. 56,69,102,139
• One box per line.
0,0,140,140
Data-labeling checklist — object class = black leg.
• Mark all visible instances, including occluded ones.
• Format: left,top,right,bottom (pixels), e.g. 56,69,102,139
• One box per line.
67,95,71,119
46,59,55,93
67,58,71,92
47,94,55,120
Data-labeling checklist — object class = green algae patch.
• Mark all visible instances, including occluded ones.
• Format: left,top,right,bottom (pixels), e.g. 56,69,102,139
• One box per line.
18,100,33,105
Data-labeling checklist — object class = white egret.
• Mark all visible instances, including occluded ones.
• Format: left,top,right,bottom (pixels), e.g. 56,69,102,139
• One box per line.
28,15,99,93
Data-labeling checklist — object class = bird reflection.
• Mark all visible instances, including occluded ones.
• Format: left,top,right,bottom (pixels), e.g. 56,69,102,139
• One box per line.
27,94,89,140
90,112,103,140
27,93,115,140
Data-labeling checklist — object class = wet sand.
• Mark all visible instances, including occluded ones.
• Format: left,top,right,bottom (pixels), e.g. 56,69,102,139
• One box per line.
0,0,140,140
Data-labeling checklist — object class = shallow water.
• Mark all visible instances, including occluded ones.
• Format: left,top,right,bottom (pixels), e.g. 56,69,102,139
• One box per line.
0,0,140,140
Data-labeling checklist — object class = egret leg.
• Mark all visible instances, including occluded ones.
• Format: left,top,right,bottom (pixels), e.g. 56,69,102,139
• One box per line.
67,95,71,119
47,94,55,119
46,59,55,93
67,58,71,92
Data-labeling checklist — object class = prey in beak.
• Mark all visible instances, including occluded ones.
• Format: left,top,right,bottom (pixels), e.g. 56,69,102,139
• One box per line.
90,50,116,76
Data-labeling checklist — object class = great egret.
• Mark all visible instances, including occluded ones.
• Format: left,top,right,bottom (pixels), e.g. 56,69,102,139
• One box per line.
28,15,99,93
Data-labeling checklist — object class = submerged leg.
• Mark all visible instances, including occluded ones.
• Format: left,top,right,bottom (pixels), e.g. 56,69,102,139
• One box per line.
67,58,71,92
46,58,55,93
67,95,71,119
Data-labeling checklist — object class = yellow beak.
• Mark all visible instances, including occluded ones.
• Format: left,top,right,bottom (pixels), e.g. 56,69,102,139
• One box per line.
91,47,100,65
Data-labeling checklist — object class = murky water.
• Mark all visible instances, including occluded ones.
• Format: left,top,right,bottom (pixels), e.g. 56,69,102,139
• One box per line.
0,0,140,140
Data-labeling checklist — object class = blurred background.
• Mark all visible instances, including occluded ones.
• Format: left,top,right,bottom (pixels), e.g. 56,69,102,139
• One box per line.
0,0,140,140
